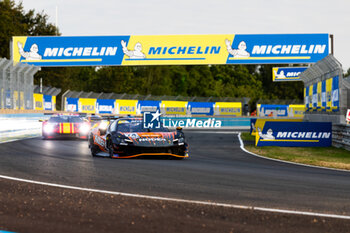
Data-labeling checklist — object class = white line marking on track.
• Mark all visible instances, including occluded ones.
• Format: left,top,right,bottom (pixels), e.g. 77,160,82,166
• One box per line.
237,132,350,173
1,135,350,220
1,174,350,220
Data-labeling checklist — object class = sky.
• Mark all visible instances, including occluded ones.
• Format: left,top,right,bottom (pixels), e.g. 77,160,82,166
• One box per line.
15,0,350,71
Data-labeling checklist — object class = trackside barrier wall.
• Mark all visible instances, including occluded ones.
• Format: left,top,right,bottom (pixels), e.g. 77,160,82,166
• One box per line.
65,97,243,116
0,113,49,142
332,124,350,151
61,89,250,115
256,104,305,118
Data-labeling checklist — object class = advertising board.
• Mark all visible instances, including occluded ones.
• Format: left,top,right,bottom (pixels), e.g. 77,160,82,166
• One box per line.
255,121,332,147
12,34,329,66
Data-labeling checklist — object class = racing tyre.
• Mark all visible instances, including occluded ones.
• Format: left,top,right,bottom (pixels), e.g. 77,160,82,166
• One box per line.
90,144,100,157
107,138,114,158
89,134,99,157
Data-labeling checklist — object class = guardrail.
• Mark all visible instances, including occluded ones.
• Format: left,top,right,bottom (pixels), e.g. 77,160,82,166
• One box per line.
332,124,350,151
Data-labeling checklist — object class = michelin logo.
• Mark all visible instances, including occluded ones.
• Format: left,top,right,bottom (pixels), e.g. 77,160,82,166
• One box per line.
286,72,302,77
276,131,331,139
252,44,326,55
226,40,326,57
44,46,118,57
274,68,306,79
258,128,331,141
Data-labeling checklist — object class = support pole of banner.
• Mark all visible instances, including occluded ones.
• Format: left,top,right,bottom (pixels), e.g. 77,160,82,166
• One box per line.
40,78,42,93
330,34,334,55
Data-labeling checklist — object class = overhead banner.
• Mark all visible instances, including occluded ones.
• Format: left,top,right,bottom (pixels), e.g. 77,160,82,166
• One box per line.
272,67,308,82
255,122,332,147
12,34,329,66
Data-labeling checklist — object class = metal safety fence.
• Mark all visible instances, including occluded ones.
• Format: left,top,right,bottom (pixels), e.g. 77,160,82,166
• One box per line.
0,58,39,110
299,54,349,124
332,124,350,151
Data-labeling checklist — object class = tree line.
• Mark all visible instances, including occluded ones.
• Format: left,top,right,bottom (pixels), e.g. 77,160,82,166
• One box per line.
1,0,307,110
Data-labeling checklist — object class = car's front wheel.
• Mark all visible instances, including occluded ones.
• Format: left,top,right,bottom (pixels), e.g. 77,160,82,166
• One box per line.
106,137,114,158
89,134,100,157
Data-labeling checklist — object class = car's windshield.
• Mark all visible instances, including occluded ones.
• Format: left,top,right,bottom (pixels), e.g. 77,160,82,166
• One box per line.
116,120,169,132
48,116,84,123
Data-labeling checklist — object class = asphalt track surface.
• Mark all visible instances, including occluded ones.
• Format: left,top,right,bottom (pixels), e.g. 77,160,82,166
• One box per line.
0,131,350,232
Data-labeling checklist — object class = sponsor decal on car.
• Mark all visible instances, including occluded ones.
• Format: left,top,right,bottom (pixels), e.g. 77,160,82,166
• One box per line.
94,135,105,147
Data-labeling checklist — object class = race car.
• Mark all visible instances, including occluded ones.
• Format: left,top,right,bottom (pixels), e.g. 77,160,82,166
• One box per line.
41,114,91,139
88,118,189,159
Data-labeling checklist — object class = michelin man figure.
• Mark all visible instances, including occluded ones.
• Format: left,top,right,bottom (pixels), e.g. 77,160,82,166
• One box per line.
225,39,250,58
121,40,146,59
17,42,42,60
274,70,286,79
257,127,275,140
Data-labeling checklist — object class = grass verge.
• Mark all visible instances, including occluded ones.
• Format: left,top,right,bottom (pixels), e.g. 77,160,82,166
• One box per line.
240,132,350,170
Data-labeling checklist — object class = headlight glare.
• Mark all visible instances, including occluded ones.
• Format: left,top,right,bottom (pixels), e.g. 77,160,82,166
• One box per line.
79,123,90,134
43,124,55,134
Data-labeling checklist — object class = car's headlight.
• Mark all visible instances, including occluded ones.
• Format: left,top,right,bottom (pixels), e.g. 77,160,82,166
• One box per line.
99,121,109,130
79,123,90,134
115,137,132,146
174,137,185,145
43,124,55,134
178,137,185,145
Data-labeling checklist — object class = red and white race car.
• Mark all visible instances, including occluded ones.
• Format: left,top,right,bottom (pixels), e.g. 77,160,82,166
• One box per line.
41,114,91,139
